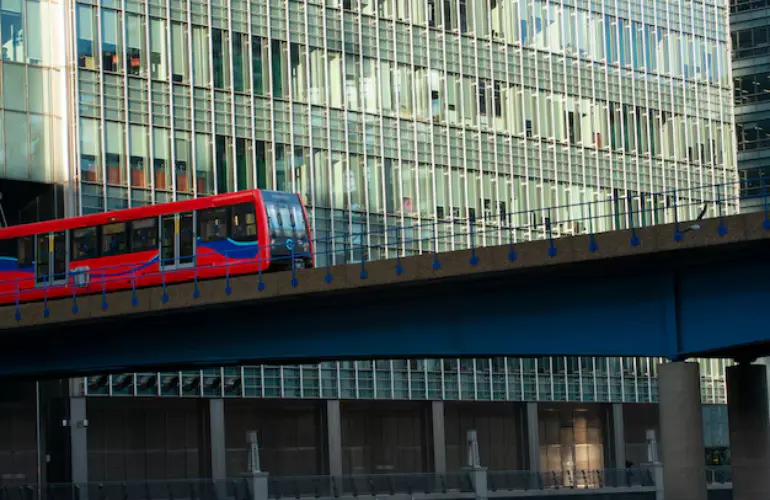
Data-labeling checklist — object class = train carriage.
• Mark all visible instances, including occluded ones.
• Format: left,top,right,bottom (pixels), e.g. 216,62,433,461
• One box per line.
0,190,313,305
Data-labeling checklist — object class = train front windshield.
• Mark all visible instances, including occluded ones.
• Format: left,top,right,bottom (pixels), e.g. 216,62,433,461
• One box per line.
262,191,311,257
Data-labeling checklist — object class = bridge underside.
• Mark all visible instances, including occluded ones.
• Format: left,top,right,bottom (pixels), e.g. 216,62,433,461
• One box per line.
2,213,770,378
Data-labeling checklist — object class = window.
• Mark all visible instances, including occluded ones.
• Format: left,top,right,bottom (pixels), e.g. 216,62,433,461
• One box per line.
72,227,99,261
0,237,16,261
101,223,129,256
231,203,257,242
131,218,158,252
198,207,229,242
17,237,32,268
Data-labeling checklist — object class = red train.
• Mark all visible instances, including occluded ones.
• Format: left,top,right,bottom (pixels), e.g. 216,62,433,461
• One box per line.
0,190,313,305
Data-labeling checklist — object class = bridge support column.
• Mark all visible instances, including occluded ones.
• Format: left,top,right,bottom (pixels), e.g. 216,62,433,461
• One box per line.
431,401,446,474
612,403,626,469
726,362,770,500
209,399,226,481
526,402,540,489
526,402,539,471
69,397,88,485
326,400,343,476
657,361,707,500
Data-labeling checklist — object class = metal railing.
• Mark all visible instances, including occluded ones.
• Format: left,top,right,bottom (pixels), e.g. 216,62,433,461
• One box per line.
0,466,735,500
6,176,770,320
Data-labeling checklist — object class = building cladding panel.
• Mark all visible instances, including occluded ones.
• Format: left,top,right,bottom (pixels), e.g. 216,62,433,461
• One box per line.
0,0,68,185
20,0,736,405
731,0,770,208
82,357,732,405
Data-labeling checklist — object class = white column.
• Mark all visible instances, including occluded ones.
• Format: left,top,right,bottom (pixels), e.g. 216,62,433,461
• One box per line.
612,403,627,469
526,402,539,471
326,400,343,476
658,361,707,500
70,397,88,484
431,401,446,474
210,399,226,480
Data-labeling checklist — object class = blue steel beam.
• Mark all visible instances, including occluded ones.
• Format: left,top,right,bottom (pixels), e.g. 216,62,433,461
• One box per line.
1,237,770,379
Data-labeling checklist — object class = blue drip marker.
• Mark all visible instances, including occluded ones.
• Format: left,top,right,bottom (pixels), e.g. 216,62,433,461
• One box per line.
14,286,21,321
717,188,727,236
546,209,557,257
763,179,770,231
324,235,334,283
224,260,232,295
290,241,300,287
71,285,79,314
508,224,517,262
101,277,108,311
161,264,169,303
257,252,266,291
673,191,683,241
359,254,368,280
432,222,441,270
43,286,49,318
131,277,138,306
629,194,640,247
588,203,598,253
192,268,200,299
395,227,404,275
469,217,479,266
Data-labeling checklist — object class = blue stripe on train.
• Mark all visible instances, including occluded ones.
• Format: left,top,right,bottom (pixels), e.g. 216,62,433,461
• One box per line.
0,239,260,279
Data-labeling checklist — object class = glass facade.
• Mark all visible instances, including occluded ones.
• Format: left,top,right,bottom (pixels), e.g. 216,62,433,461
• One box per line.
82,356,731,404
731,0,770,210
70,0,736,241
0,0,65,184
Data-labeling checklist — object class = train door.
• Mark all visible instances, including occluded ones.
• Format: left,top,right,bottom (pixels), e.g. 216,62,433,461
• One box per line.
34,232,68,286
160,212,196,269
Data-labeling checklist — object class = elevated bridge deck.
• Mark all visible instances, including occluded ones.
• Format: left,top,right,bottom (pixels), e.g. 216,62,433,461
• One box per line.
1,210,769,377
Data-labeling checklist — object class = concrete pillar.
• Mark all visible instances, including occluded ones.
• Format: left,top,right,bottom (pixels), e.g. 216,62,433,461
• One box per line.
726,363,770,500
244,431,269,500
526,402,539,471
612,403,627,469
326,400,343,476
69,397,88,484
657,361,707,500
431,401,446,474
464,466,488,500
210,399,226,481
526,402,540,489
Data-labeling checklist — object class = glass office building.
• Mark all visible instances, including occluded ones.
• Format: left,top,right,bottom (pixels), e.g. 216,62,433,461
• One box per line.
70,0,736,247
732,0,770,211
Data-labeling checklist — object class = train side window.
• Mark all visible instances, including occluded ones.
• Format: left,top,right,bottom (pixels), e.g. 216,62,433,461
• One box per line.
71,228,99,261
102,223,129,257
0,237,16,261
17,237,33,268
198,207,229,242
131,218,158,252
231,203,257,241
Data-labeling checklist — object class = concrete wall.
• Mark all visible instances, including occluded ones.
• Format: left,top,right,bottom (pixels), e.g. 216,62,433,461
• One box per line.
224,400,325,476
623,404,660,467
340,401,430,474
0,401,37,483
86,399,207,481
444,402,527,471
